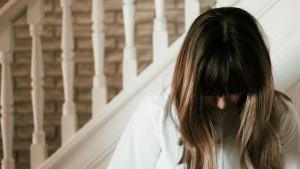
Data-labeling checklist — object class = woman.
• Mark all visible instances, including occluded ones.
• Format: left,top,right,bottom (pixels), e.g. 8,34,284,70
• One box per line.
108,7,300,169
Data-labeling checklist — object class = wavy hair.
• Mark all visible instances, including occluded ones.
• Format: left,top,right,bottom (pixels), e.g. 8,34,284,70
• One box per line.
169,7,288,169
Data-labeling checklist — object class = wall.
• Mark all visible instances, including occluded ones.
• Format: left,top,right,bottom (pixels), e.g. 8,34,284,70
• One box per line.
0,0,185,168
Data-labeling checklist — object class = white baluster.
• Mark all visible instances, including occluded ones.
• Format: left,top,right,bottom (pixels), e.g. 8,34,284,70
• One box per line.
185,0,200,32
27,0,48,168
0,23,15,169
122,0,137,89
91,0,107,116
153,0,168,61
60,0,77,144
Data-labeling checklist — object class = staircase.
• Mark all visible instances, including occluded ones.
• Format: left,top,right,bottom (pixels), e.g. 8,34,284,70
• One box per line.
0,0,299,169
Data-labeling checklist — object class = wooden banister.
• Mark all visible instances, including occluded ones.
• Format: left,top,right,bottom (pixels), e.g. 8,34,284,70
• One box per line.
0,0,30,31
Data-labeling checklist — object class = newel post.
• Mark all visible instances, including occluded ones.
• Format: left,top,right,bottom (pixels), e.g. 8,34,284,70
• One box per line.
0,23,15,169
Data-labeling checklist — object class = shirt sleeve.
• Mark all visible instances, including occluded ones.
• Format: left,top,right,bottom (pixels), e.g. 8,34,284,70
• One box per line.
107,95,161,169
280,101,300,169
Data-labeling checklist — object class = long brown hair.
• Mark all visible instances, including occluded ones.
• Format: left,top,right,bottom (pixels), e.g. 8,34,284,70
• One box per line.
169,7,288,169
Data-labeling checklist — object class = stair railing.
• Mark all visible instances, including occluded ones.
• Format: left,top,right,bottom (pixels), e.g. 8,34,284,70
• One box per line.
0,0,201,168
0,22,15,169
0,0,47,169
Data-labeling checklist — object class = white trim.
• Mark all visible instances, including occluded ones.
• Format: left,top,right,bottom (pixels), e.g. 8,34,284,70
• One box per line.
272,32,300,66
80,134,120,169
216,0,241,7
272,32,300,92
233,0,279,18
253,0,279,18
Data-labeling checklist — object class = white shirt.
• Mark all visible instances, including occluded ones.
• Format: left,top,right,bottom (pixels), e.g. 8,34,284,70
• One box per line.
108,88,300,169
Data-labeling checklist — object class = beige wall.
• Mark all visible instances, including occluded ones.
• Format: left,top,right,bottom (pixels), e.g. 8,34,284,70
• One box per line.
0,0,184,168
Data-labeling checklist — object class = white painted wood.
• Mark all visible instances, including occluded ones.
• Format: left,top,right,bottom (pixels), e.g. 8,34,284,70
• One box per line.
255,0,300,62
272,33,300,92
91,0,107,116
27,0,48,168
0,23,15,169
0,0,30,31
185,0,200,32
216,0,240,7
122,0,137,89
80,135,118,169
285,80,300,115
233,0,277,18
153,0,168,61
60,0,77,145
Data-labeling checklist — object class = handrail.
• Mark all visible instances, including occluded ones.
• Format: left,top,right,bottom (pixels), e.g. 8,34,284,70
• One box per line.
0,0,31,31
